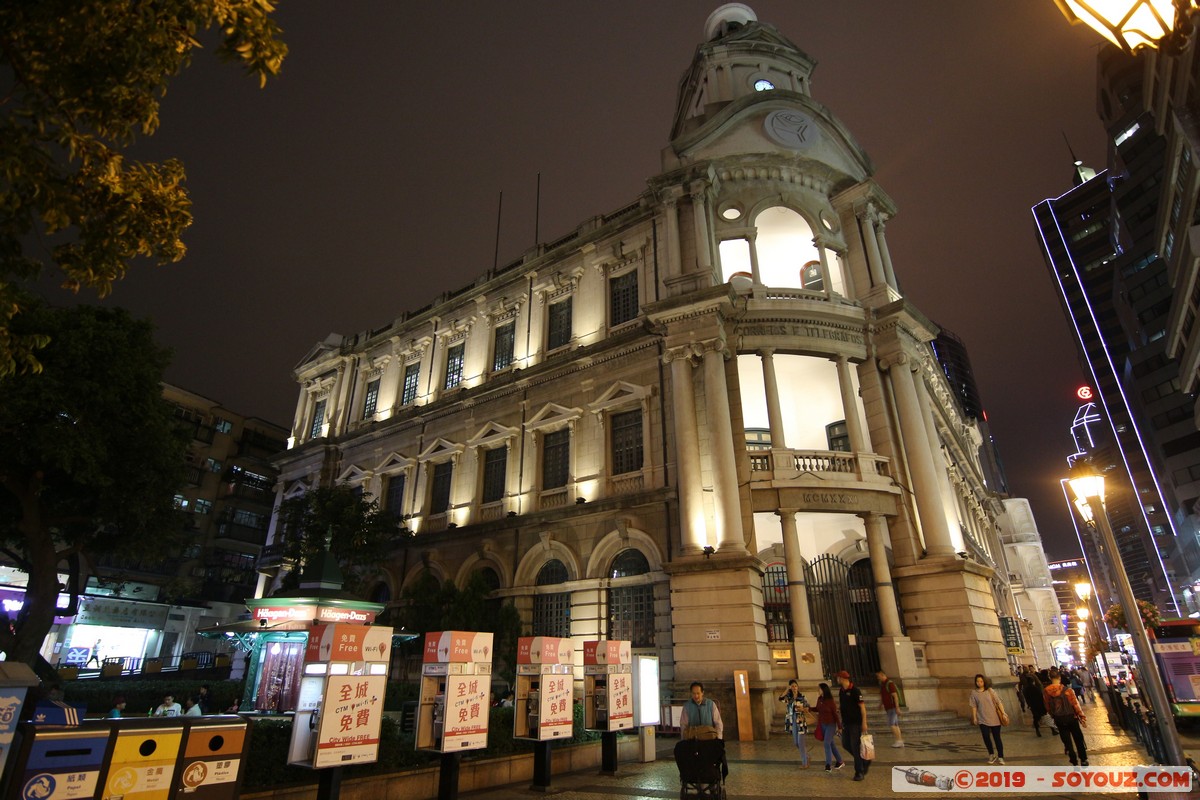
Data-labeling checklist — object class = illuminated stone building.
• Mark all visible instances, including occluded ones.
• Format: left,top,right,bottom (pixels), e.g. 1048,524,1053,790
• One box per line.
264,4,1046,731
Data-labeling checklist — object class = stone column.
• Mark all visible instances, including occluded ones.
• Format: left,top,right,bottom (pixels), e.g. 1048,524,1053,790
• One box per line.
863,513,903,637
813,237,834,297
690,182,713,276
914,363,963,548
325,359,348,436
834,356,866,452
884,354,956,557
778,509,825,682
747,232,762,285
702,343,746,552
663,195,682,280
859,206,888,288
876,220,899,291
759,349,787,448
668,348,707,553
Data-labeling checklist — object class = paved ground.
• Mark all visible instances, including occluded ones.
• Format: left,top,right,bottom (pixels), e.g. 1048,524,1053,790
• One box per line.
462,701,1200,799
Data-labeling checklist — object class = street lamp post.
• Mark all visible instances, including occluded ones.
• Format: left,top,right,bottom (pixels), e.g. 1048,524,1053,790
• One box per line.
1055,0,1195,53
1075,581,1122,727
1069,464,1186,766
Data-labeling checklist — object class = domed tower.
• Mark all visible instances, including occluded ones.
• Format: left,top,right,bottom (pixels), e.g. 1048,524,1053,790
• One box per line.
649,4,1012,716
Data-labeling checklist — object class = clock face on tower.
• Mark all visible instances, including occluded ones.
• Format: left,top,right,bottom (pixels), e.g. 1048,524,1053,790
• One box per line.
764,110,819,151
753,79,775,91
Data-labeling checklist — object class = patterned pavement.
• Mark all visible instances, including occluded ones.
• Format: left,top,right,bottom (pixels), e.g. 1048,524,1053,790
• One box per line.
458,702,1200,800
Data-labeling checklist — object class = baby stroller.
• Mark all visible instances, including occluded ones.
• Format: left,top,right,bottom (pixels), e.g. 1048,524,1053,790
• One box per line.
674,738,728,800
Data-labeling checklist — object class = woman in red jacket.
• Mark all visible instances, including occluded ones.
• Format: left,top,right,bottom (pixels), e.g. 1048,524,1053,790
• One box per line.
814,682,845,772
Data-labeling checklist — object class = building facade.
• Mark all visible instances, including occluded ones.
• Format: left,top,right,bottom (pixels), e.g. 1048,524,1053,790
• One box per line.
1033,42,1200,617
264,5,1049,730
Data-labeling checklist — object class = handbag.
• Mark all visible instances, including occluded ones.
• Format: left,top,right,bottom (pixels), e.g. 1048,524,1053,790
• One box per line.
814,723,825,741
990,689,1010,727
860,732,875,760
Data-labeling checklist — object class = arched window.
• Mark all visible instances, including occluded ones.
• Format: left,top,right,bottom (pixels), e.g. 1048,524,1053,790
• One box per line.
610,549,650,578
368,581,392,605
533,559,570,638
477,567,501,593
608,549,655,647
761,562,791,641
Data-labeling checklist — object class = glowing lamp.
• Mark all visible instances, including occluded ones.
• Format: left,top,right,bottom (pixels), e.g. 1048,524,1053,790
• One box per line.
1068,462,1106,504
1054,0,1187,52
1074,581,1093,602
1077,605,1090,620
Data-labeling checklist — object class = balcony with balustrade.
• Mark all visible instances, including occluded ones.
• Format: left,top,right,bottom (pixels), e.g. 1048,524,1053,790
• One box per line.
746,446,901,515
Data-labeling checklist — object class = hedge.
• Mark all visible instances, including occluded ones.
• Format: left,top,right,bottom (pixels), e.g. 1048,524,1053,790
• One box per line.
61,679,245,716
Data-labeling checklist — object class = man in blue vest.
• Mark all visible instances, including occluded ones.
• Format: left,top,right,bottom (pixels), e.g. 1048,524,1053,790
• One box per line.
680,681,723,739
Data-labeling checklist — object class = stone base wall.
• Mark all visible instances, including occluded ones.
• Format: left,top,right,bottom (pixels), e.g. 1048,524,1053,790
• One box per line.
242,736,644,800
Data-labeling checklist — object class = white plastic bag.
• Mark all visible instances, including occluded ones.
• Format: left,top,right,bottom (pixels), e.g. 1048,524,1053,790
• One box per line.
860,732,875,760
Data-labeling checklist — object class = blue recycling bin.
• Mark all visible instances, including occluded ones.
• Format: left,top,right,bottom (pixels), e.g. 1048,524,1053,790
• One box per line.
5,723,112,800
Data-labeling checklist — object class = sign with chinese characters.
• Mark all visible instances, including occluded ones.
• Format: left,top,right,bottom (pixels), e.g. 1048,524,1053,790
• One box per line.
540,674,574,738
608,672,633,727
306,624,392,664
314,675,387,768
424,631,494,664
75,596,168,629
443,675,489,750
999,616,1025,655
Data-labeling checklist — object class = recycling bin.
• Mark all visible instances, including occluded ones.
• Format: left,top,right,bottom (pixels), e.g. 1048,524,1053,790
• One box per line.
171,716,249,799
100,719,184,800
5,723,112,800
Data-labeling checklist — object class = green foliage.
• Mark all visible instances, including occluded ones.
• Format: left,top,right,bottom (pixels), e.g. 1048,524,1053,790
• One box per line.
0,0,287,376
0,304,188,667
395,570,522,683
275,486,402,597
63,678,245,716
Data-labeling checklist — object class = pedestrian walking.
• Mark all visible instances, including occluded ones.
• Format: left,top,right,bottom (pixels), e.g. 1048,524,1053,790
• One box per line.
814,682,845,773
1044,668,1088,766
836,670,872,781
1069,668,1086,704
778,679,809,767
968,674,1007,765
876,669,904,747
1020,669,1050,737
1079,668,1094,704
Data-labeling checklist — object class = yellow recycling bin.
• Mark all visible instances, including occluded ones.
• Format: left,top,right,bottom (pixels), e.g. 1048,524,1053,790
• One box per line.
101,720,184,800
172,716,249,799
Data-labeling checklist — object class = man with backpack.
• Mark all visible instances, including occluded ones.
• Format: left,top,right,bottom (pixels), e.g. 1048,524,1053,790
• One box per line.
1043,668,1088,766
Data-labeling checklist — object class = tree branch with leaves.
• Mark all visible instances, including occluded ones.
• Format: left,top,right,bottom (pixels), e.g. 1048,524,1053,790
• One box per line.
0,0,287,376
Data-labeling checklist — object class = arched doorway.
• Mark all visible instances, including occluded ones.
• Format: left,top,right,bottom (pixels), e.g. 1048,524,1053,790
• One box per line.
805,555,885,682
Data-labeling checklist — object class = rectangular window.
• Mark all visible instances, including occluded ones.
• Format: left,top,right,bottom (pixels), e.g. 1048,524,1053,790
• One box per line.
310,399,326,439
610,409,643,475
385,474,406,519
826,420,850,452
214,417,233,434
205,457,222,473
401,363,420,406
362,378,381,418
547,298,572,350
542,429,570,489
193,499,213,515
430,461,453,515
482,446,508,504
232,509,265,529
610,270,639,326
533,592,571,638
444,343,465,390
493,322,515,372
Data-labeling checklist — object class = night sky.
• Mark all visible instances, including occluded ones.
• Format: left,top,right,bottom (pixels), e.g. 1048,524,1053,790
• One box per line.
62,2,1111,559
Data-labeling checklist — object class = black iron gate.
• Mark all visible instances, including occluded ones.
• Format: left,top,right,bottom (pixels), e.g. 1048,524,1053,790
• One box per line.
805,555,883,683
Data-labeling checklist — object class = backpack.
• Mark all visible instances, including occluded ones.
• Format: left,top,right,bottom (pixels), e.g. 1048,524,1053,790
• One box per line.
1046,690,1074,722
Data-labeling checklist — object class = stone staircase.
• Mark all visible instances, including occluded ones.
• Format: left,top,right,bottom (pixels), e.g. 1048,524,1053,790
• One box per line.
771,705,976,738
